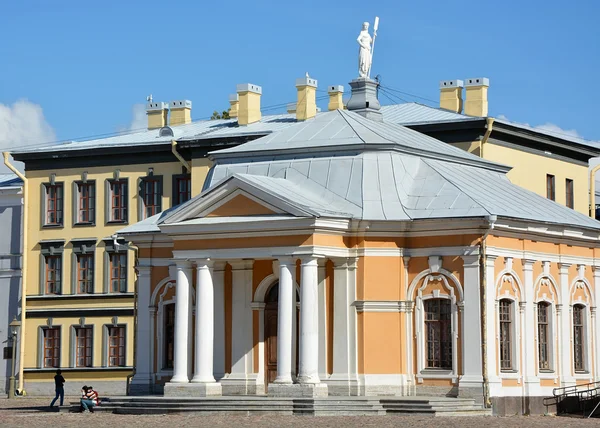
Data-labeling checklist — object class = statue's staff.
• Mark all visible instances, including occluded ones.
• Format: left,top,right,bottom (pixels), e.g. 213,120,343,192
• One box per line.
367,16,379,78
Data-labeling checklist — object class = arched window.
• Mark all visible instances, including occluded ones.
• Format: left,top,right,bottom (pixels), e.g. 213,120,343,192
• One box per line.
424,299,452,369
573,304,586,372
499,299,513,370
537,302,550,370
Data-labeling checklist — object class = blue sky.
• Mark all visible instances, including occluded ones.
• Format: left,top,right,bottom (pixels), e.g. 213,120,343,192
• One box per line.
0,0,599,149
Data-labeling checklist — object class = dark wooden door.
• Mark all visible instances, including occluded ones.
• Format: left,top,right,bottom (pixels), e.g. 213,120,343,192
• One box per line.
265,306,278,386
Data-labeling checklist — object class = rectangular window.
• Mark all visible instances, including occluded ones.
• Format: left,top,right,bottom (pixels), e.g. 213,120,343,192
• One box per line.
141,178,162,219
75,182,95,224
76,254,94,294
108,326,125,367
546,174,555,201
110,253,127,293
43,328,60,368
45,255,62,295
164,303,175,369
538,302,550,370
75,327,92,367
566,179,574,209
173,175,191,206
45,183,64,226
424,299,452,369
499,299,513,370
108,180,128,223
573,305,585,372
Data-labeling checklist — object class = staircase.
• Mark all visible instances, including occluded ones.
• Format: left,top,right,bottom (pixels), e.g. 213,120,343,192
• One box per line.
68,396,488,416
544,381,600,418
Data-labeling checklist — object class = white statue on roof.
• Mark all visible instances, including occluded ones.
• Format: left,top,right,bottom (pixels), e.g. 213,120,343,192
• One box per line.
357,17,379,78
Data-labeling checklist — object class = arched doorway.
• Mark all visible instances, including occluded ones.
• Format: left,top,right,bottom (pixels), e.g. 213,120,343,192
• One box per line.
263,282,300,388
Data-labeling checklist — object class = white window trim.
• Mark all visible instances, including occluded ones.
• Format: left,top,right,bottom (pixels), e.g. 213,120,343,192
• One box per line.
496,297,520,377
415,274,460,384
535,299,556,374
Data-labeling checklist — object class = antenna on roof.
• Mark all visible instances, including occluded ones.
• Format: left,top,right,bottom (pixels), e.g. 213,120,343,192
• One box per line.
146,94,153,103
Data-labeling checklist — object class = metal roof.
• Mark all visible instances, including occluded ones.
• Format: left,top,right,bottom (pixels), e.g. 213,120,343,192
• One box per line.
379,103,476,125
0,173,22,188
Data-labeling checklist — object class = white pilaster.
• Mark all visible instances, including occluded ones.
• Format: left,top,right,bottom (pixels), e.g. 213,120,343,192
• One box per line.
484,255,501,393
191,259,217,385
130,265,153,393
559,263,574,386
522,260,537,393
460,255,483,390
171,261,192,383
274,258,294,384
317,259,328,381
224,260,255,393
298,257,320,384
213,262,226,380
594,267,600,382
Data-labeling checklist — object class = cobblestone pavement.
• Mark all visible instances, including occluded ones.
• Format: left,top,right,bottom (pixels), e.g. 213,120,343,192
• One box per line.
1,398,598,427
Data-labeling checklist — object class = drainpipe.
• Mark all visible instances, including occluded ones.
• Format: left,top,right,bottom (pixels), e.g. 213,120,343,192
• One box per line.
113,235,139,395
481,214,497,408
171,140,191,172
480,118,494,158
589,164,600,218
3,152,27,393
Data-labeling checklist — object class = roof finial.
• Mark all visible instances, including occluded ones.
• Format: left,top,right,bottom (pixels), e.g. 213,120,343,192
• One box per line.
146,94,153,103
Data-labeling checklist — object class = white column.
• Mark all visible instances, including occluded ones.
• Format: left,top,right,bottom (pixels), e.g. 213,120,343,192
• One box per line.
191,259,216,383
484,255,500,391
130,265,153,392
460,255,483,390
171,261,192,383
227,260,254,389
559,263,573,386
274,258,294,384
213,262,226,380
522,259,537,392
594,266,600,382
298,257,320,384
317,259,328,381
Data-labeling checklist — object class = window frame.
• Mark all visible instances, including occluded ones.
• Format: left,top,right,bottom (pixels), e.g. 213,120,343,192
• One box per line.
73,180,96,225
172,174,191,207
45,255,62,295
108,325,126,367
138,175,163,220
423,298,452,370
42,327,61,368
106,179,129,224
573,304,587,373
74,326,93,368
163,302,175,370
537,301,553,371
546,174,556,201
76,253,94,294
109,252,127,293
499,298,516,372
42,182,64,227
565,178,574,209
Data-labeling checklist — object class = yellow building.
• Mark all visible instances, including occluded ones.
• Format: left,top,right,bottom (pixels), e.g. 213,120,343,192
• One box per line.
118,78,600,416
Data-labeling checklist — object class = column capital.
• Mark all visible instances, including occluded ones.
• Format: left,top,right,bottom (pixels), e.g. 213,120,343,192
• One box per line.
559,262,572,273
317,258,328,268
299,256,318,267
136,265,152,276
592,265,600,276
229,260,254,270
149,306,158,315
276,256,296,266
213,261,227,271
251,302,266,311
522,259,535,270
461,255,480,267
484,254,497,267
193,258,213,269
172,259,193,269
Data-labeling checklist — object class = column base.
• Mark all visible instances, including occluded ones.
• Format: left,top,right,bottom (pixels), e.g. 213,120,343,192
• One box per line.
268,383,328,398
164,382,222,397
129,373,154,395
221,374,264,395
325,375,360,396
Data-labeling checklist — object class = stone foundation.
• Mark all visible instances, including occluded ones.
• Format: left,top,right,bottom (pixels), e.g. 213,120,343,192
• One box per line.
268,383,328,398
492,396,556,416
23,380,127,396
164,382,222,397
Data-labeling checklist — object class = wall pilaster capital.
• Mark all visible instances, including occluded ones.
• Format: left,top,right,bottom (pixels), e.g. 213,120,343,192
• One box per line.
559,263,572,274
193,258,213,269
229,260,253,271
461,255,480,267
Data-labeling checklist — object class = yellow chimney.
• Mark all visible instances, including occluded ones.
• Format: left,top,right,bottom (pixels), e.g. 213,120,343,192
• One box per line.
146,102,168,130
327,85,344,111
464,78,489,117
228,94,239,118
295,75,318,121
237,83,262,126
439,80,463,113
170,100,192,126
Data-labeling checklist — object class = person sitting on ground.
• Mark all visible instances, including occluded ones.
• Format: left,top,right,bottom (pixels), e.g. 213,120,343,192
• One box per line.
50,369,65,408
80,385,97,413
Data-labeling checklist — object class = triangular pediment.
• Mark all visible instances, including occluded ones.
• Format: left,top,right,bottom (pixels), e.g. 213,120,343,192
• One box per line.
162,174,326,225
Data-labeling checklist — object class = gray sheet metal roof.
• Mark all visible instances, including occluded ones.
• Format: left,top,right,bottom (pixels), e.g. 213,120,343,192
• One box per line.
210,109,507,172
0,173,22,188
379,103,477,125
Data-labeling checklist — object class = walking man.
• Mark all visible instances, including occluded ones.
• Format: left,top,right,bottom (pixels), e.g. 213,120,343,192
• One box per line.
50,369,65,407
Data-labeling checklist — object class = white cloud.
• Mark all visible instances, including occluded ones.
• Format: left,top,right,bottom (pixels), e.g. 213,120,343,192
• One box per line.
117,103,147,133
0,99,56,174
496,114,597,145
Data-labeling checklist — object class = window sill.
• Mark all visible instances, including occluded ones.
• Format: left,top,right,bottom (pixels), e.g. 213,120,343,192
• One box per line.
417,369,457,383
106,220,129,225
500,370,521,380
42,224,64,229
73,222,95,227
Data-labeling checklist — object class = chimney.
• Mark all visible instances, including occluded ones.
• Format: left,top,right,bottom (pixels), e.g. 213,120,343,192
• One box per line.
464,78,489,117
146,102,168,130
328,85,344,111
170,100,192,126
295,75,318,121
439,80,463,113
237,83,262,125
346,77,382,122
228,94,239,118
